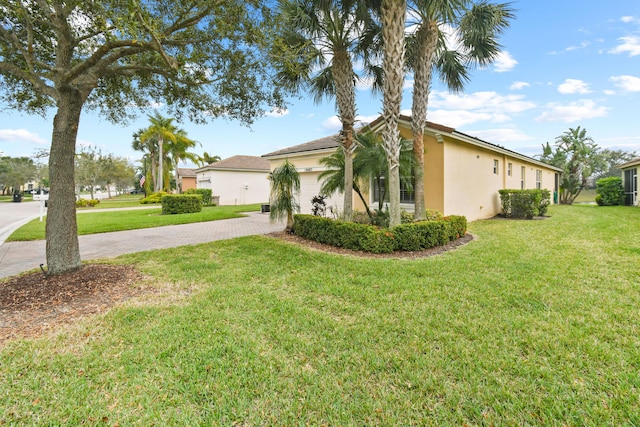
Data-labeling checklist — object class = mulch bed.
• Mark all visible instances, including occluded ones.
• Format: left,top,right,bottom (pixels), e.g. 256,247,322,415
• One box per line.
0,264,147,345
1,233,474,345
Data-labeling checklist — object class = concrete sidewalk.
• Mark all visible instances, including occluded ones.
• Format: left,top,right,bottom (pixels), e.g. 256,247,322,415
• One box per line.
0,212,284,279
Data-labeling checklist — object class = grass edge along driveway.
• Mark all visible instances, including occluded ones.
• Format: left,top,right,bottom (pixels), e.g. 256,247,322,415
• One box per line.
2,204,640,425
7,203,262,241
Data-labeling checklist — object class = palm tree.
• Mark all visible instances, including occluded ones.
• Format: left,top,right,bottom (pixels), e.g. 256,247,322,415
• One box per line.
166,129,201,193
132,129,158,192
275,0,375,221
202,152,222,165
269,160,301,232
318,131,414,221
379,0,407,227
139,113,179,192
407,0,514,219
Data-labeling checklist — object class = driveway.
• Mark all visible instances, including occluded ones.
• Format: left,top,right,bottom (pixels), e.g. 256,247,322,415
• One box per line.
0,206,283,279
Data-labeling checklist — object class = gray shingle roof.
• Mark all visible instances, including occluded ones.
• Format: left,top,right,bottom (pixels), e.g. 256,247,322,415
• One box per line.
195,155,270,172
262,134,340,158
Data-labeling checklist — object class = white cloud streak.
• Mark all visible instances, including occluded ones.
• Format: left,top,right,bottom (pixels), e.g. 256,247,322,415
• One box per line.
0,129,48,145
535,99,608,123
557,79,591,94
610,75,640,92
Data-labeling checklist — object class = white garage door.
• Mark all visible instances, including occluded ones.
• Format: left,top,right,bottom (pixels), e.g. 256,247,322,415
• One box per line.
298,172,343,216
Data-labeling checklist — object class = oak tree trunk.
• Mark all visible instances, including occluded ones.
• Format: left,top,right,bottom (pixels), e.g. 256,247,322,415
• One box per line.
46,89,84,275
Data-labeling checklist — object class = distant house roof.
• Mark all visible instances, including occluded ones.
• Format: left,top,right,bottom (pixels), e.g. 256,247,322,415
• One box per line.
618,157,640,169
262,134,340,158
195,155,270,173
177,168,196,178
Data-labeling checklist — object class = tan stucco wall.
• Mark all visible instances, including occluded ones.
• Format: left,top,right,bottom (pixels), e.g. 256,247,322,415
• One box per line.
181,177,197,192
438,136,558,221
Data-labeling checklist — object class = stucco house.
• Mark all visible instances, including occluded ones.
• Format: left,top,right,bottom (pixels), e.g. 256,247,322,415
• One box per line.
176,168,197,193
619,158,639,206
262,115,563,222
194,155,270,205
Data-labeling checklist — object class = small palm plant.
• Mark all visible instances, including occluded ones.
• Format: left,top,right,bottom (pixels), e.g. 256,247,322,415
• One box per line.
269,160,301,232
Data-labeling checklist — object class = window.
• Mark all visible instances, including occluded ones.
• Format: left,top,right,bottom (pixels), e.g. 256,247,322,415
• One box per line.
536,170,542,189
507,163,512,177
520,166,526,189
372,174,415,204
493,159,499,174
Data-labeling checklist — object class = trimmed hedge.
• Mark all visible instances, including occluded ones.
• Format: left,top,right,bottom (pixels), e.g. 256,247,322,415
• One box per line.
293,214,467,254
499,189,550,219
595,176,624,206
184,188,212,205
161,194,203,215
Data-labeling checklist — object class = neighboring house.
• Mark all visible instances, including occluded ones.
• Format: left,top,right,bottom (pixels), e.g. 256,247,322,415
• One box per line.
619,158,639,206
262,115,563,222
194,155,270,205
177,168,197,193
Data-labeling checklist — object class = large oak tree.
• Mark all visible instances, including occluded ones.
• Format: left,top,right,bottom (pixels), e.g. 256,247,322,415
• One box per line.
0,0,283,275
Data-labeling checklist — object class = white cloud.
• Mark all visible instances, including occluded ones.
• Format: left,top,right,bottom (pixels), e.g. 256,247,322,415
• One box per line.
535,99,609,123
412,110,506,128
265,107,289,118
493,51,517,72
463,128,534,143
557,79,591,94
610,75,640,92
620,16,640,24
429,90,536,114
609,36,640,56
0,129,48,145
603,90,616,95
565,41,590,51
510,81,530,90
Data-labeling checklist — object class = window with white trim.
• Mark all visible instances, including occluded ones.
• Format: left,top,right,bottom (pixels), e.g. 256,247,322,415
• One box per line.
536,169,542,189
507,162,512,176
520,166,526,189
493,159,499,174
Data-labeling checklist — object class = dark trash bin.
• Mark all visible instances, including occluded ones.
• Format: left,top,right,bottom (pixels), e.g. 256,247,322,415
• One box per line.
12,193,22,202
261,204,270,213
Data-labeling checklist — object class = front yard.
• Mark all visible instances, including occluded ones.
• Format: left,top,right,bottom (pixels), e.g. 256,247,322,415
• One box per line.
1,204,639,425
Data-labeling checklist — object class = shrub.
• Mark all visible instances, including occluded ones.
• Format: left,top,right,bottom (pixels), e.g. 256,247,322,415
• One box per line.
184,188,212,205
425,209,444,221
76,199,100,208
141,191,169,204
293,214,467,253
161,194,203,215
499,189,547,219
595,177,624,206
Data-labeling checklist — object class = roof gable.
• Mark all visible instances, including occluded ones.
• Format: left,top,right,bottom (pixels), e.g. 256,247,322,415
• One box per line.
262,134,340,158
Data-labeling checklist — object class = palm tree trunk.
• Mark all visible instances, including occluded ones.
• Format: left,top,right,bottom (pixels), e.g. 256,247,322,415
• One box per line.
46,88,84,275
156,136,164,192
333,49,356,221
381,0,406,227
411,21,438,220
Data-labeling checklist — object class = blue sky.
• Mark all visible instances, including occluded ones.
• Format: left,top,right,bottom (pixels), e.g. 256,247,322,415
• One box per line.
1,1,639,167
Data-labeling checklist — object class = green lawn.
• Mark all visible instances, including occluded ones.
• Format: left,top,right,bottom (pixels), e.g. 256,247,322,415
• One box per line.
7,203,262,241
2,205,640,425
573,188,597,203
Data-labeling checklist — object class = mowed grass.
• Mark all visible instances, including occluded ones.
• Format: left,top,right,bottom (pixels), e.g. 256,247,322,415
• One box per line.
7,203,262,241
2,205,640,425
77,193,146,209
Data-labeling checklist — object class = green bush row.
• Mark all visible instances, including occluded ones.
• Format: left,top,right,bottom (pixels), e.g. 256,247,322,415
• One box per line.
293,214,467,253
140,191,169,204
76,199,100,207
498,189,550,219
161,194,203,215
595,176,624,206
184,188,212,205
